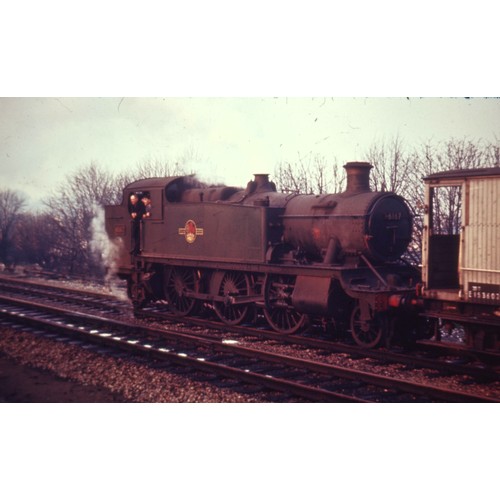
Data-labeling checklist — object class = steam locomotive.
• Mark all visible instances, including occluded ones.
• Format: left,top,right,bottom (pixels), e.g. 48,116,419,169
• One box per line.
105,162,424,347
104,162,500,350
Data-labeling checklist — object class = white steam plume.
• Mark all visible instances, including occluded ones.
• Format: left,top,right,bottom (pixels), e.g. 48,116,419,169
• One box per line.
90,203,128,301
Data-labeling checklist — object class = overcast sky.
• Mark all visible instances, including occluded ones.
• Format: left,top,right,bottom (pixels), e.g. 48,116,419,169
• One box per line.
1,97,499,207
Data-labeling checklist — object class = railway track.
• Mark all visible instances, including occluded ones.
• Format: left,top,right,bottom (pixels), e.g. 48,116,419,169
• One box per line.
0,287,498,402
2,274,499,380
137,306,500,381
2,275,500,390
0,275,128,313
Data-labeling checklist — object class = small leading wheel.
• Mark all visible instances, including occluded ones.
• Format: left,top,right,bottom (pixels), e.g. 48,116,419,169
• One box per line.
128,279,146,309
164,267,198,316
213,271,252,325
350,303,384,348
263,274,308,334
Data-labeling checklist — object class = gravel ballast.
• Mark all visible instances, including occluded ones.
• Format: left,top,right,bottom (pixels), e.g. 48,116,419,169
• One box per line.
0,327,267,403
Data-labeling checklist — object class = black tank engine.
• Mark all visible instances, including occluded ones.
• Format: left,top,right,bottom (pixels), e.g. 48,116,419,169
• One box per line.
105,162,422,347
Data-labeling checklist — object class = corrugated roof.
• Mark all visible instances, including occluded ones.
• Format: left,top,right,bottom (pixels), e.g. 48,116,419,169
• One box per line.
424,167,500,181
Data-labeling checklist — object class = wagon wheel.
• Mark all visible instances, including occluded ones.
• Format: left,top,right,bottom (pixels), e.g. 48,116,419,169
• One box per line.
350,303,383,348
464,324,486,350
164,267,198,316
263,274,308,334
213,271,252,325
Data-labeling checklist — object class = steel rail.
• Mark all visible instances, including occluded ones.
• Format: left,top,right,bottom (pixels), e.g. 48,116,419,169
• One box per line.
0,298,363,402
0,294,498,403
1,276,498,380
136,308,500,380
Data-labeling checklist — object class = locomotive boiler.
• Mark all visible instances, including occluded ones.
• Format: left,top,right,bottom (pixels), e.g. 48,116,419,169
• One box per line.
105,162,422,347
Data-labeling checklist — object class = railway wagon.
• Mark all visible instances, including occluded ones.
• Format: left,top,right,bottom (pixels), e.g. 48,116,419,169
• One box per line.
105,162,423,347
421,167,500,349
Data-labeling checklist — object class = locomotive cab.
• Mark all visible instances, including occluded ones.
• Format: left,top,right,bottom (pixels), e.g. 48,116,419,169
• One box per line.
104,177,178,274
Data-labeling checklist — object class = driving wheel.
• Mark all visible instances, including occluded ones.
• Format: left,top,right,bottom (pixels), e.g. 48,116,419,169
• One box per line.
213,271,252,325
164,267,198,316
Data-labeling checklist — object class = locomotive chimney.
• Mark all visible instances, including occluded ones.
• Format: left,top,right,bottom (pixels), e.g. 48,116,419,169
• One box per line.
254,174,270,188
343,162,373,194
252,174,276,192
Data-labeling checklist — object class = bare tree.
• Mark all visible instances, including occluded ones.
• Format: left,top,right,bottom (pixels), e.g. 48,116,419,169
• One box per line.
365,135,417,195
414,138,492,237
134,157,186,179
128,150,196,181
37,158,189,277
274,160,308,193
275,137,500,266
484,137,500,168
364,137,500,264
43,163,125,276
12,137,500,278
274,153,344,194
13,212,61,269
0,189,26,267
435,138,486,171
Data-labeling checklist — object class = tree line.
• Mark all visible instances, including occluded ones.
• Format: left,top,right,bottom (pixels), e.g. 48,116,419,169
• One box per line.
273,137,500,264
0,159,187,278
0,137,498,278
